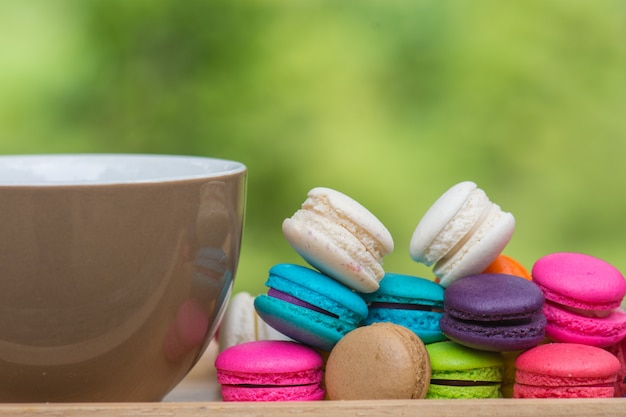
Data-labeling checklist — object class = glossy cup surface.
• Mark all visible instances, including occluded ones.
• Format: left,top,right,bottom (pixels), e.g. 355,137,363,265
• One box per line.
0,154,246,402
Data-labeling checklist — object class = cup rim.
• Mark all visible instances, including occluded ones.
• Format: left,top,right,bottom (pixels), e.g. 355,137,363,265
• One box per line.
0,153,247,186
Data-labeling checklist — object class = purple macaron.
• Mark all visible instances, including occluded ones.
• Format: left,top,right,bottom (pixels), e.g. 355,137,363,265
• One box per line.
440,274,546,352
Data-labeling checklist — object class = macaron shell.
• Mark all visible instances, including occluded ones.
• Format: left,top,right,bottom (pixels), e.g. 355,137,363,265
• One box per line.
360,272,445,305
605,339,626,396
531,252,626,310
543,304,626,347
426,341,504,372
440,312,547,352
426,383,502,399
514,383,616,399
363,308,445,344
215,340,323,384
409,181,483,266
325,323,431,400
443,274,545,321
281,219,382,292
220,384,325,402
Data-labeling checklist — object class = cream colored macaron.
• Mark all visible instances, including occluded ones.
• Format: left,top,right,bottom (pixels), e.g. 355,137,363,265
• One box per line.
282,187,394,293
409,181,515,288
218,292,291,352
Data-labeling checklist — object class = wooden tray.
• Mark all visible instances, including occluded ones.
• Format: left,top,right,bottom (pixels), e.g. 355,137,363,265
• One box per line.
1,341,624,417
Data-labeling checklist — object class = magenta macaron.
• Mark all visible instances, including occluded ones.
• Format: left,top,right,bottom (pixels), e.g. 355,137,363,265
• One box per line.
532,252,626,347
215,340,325,401
514,343,621,398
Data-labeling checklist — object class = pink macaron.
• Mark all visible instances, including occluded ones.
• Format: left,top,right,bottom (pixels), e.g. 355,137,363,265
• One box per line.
215,340,325,401
531,252,626,347
514,343,621,398
606,339,626,396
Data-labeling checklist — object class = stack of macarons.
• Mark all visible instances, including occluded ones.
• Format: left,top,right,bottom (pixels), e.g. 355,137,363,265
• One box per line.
407,181,540,399
531,252,626,349
212,181,626,401
254,187,395,352
216,186,399,401
511,251,626,398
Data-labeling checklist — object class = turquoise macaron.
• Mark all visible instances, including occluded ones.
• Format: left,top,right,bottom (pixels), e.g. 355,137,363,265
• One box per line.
360,273,446,344
254,263,369,351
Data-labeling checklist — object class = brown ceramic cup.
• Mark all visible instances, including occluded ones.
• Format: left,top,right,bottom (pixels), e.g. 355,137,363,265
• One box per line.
0,154,246,402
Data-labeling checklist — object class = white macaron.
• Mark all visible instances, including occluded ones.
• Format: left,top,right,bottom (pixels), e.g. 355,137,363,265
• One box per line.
409,181,515,287
217,292,291,352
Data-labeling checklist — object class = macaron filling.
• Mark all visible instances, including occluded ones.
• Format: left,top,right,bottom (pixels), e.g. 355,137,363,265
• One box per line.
437,196,491,260
430,379,500,387
429,366,503,387
301,188,394,258
434,205,513,282
368,301,444,312
445,310,543,325
411,183,489,266
268,288,339,318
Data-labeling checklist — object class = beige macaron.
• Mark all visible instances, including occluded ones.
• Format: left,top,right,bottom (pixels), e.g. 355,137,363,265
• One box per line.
324,323,431,400
282,187,394,293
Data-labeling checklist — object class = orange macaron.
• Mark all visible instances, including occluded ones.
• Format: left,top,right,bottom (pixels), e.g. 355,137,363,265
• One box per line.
482,254,531,280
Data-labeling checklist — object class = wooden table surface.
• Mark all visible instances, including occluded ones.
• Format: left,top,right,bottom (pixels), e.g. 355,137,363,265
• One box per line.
1,340,625,416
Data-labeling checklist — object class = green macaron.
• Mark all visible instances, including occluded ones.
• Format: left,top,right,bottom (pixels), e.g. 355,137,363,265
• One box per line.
425,341,504,399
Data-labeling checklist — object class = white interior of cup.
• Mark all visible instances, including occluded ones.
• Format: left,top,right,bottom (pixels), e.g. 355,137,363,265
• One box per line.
0,154,246,185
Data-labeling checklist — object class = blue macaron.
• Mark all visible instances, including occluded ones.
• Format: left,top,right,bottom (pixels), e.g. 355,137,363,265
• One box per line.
360,272,446,344
254,263,369,351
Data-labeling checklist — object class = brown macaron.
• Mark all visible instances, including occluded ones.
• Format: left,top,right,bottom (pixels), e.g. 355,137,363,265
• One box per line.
325,322,431,400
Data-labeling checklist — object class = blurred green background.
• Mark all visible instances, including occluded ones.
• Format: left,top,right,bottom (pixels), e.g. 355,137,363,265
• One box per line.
1,1,626,295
